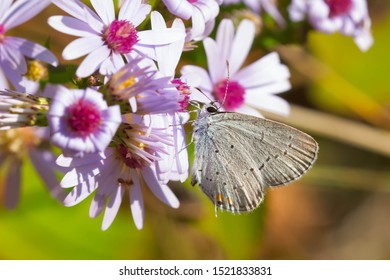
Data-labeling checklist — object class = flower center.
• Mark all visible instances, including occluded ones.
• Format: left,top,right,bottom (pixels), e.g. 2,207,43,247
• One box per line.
25,60,47,81
0,24,5,42
213,79,245,110
104,20,138,54
325,0,353,17
117,143,150,169
172,78,191,112
187,0,198,3
67,99,101,138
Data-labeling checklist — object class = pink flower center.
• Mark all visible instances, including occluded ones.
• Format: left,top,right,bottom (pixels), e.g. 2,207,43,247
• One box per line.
187,0,198,3
67,99,101,138
117,144,149,169
325,0,353,17
0,24,5,42
213,79,245,110
104,20,138,54
172,78,191,112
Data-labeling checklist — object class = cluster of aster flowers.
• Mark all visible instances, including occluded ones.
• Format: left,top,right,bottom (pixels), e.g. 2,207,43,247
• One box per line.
0,0,373,230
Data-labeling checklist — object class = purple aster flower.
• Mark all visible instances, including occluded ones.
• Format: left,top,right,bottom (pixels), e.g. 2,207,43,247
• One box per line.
47,86,121,156
181,19,291,117
48,0,185,77
0,127,66,209
57,114,179,230
0,0,58,91
288,0,373,51
224,0,286,26
162,0,220,40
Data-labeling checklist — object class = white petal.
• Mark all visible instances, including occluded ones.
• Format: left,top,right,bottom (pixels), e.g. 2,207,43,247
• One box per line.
229,19,255,75
216,19,234,66
137,29,185,46
102,185,125,230
90,0,115,25
234,52,290,88
141,166,180,208
2,0,50,30
63,180,97,206
51,0,103,32
245,92,290,116
161,0,192,19
129,168,144,230
62,37,104,60
181,65,213,93
119,0,151,27
76,46,111,77
190,8,206,39
203,38,224,84
48,16,100,37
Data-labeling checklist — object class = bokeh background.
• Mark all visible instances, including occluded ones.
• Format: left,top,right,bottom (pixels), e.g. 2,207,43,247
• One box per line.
1,0,390,259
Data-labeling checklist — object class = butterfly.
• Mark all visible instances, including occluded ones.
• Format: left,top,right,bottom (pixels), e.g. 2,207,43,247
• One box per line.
191,103,319,214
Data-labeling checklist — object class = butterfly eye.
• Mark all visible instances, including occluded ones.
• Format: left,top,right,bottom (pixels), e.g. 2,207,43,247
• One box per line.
206,106,218,113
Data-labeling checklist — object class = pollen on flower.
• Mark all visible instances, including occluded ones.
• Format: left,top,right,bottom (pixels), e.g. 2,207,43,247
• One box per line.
118,76,137,91
172,79,191,111
104,20,139,54
67,99,102,138
325,0,353,18
25,60,48,81
213,79,245,110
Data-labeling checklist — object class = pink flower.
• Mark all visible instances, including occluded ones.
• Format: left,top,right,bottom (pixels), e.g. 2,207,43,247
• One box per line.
48,0,185,77
162,0,220,40
0,0,58,91
181,19,291,117
57,114,180,230
288,0,373,51
47,86,121,156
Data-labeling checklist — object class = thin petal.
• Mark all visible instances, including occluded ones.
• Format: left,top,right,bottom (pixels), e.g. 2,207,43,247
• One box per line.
51,0,103,32
129,169,144,229
102,185,124,230
90,0,115,25
245,92,290,116
234,52,290,88
0,43,26,74
137,29,185,46
48,16,100,37
2,0,50,30
76,46,111,77
29,149,66,201
180,65,213,93
216,19,234,67
0,0,13,22
229,19,255,75
141,166,179,208
203,37,223,84
119,0,150,27
8,37,58,66
63,180,98,206
62,37,104,60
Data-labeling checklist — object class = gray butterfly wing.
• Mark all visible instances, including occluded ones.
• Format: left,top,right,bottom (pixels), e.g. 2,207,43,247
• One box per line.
191,112,318,213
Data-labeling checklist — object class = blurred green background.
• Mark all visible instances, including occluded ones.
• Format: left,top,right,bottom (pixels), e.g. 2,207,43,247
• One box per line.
1,1,390,260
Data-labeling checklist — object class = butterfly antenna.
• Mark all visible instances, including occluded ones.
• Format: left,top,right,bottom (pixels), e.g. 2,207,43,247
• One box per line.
218,60,230,110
